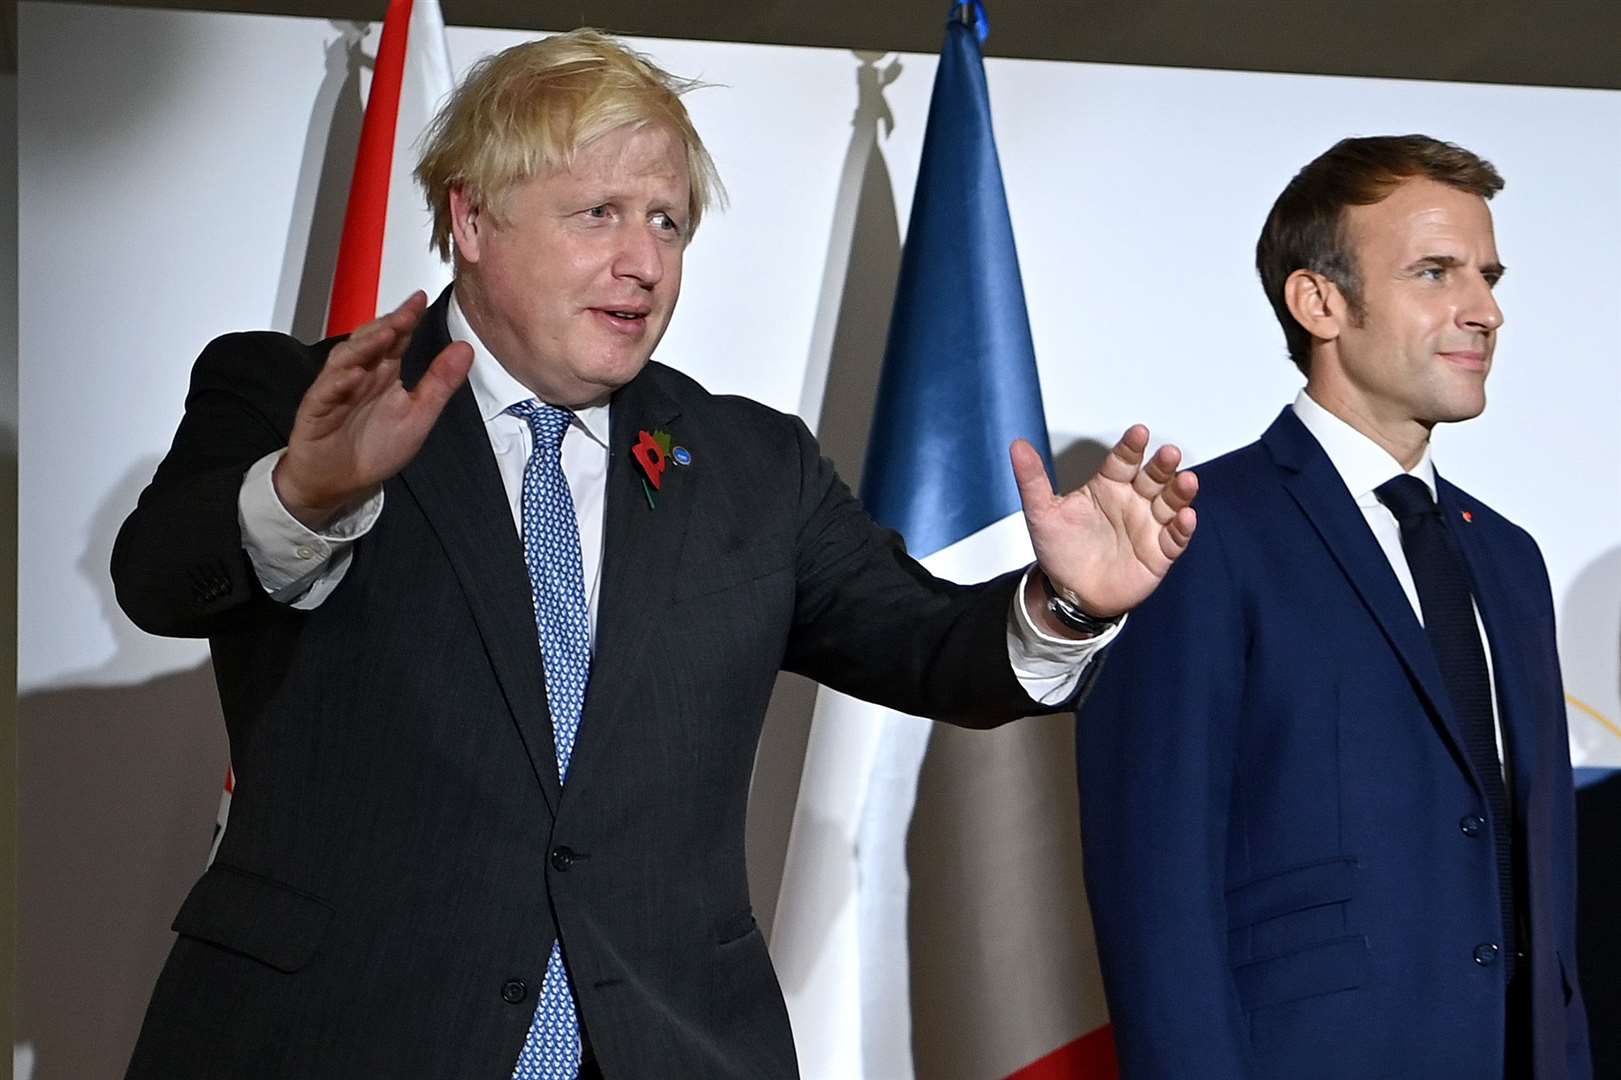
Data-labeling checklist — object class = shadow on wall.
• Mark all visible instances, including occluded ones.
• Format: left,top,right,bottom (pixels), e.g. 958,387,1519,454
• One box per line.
1564,546,1621,1076
746,51,904,940
17,24,374,1075
17,461,229,1080
273,21,369,343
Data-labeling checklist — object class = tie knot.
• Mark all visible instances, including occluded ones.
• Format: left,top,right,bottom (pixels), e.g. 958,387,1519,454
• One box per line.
507,399,573,450
1375,474,1436,523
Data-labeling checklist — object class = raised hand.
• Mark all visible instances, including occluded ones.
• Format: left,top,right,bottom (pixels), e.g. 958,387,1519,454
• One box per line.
1012,426,1198,630
274,291,473,529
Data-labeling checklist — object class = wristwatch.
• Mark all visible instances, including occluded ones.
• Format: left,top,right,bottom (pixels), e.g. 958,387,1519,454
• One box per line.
1040,572,1121,637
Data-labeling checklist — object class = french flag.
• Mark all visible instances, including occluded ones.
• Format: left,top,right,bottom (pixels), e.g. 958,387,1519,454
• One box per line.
772,4,1117,1077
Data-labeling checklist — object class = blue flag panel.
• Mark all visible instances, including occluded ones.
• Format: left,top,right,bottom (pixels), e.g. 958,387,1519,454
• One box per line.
859,7,1053,560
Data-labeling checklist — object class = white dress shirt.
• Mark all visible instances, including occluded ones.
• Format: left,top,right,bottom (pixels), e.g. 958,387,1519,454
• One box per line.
237,291,1105,704
1291,389,1507,775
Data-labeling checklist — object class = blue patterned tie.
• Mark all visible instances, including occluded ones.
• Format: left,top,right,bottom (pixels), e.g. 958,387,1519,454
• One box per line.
507,400,592,1080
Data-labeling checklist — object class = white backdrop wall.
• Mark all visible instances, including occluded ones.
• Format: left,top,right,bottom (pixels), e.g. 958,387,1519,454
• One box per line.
17,2,1621,1076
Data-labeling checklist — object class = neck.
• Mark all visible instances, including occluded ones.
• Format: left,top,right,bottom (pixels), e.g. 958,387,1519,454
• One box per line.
1303,382,1431,471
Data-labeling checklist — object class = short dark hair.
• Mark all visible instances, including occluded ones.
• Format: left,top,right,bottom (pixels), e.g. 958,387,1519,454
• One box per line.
1256,135,1504,373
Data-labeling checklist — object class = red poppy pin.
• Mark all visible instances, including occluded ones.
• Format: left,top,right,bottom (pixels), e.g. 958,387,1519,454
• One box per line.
1461,511,1473,524
632,429,690,508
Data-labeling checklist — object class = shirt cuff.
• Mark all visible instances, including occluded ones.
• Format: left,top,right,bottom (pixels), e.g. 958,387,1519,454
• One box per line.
237,449,383,607
1006,564,1126,706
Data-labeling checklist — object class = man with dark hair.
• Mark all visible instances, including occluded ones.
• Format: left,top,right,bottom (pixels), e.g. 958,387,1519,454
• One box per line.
1075,134,1591,1079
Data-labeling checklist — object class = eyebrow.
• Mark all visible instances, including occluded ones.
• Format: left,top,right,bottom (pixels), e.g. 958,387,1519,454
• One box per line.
1409,254,1508,279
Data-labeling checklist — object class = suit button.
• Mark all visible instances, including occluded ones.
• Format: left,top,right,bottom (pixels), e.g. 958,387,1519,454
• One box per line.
550,846,575,872
1459,815,1485,837
1473,943,1499,966
501,978,528,1004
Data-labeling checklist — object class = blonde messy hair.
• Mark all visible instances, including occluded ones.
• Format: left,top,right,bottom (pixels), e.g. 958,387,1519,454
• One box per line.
415,28,725,260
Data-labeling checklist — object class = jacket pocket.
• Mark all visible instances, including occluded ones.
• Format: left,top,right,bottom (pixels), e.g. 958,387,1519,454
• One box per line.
1232,934,1370,1012
171,862,333,973
1226,856,1357,931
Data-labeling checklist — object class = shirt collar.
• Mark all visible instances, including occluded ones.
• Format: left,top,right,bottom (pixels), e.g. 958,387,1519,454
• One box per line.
447,288,611,449
1291,388,1437,503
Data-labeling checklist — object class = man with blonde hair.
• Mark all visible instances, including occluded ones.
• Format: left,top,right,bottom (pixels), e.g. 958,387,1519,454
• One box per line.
114,29,1197,1079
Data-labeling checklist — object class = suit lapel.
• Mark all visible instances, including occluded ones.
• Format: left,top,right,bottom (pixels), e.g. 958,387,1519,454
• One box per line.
397,288,561,810
1262,410,1474,772
564,366,697,797
1438,478,1540,801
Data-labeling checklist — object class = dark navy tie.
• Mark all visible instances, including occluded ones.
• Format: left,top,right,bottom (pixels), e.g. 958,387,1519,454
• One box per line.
1376,474,1517,978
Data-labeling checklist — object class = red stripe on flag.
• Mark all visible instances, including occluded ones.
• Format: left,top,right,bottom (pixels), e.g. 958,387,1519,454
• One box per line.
1002,1024,1118,1080
326,0,414,337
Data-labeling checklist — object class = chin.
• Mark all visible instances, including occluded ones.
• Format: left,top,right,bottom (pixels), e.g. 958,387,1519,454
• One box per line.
1431,394,1487,424
585,355,653,395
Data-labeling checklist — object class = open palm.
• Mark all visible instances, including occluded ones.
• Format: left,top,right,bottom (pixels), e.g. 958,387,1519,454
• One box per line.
1013,425,1198,619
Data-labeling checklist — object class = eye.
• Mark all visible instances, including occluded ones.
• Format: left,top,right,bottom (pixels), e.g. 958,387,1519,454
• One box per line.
1418,265,1446,281
650,211,683,236
584,205,610,219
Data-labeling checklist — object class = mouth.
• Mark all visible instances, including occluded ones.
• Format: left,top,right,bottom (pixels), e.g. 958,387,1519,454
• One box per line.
591,307,652,334
1437,349,1489,372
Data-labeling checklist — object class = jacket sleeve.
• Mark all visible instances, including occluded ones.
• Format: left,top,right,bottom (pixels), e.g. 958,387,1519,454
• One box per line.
1074,505,1254,1077
111,333,315,638
778,415,1043,727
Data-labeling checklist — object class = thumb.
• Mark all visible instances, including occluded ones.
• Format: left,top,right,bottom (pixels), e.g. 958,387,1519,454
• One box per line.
411,342,474,417
1010,438,1054,513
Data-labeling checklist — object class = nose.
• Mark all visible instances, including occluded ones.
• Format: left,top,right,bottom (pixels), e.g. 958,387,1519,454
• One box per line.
1459,272,1503,333
612,221,664,287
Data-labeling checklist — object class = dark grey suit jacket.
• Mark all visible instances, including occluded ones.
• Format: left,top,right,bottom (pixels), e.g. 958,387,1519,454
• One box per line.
112,289,1046,1078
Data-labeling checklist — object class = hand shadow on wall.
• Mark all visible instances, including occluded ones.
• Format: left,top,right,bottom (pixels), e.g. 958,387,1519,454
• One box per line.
746,51,904,942
17,459,228,1080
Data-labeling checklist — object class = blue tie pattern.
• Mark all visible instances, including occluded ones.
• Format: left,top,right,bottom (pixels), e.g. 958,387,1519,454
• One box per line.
507,400,593,1080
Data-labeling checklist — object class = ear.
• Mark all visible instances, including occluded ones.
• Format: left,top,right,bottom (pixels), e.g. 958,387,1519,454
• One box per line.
1283,269,1344,344
449,186,483,265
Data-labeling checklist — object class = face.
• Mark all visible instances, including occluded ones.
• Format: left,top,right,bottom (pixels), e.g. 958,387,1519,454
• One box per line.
451,123,691,406
1306,177,1505,456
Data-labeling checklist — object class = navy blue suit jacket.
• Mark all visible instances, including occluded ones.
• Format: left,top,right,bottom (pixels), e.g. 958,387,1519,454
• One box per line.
1076,408,1590,1079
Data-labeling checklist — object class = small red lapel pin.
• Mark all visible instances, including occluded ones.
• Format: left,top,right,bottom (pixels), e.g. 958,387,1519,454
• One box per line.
1460,510,1474,523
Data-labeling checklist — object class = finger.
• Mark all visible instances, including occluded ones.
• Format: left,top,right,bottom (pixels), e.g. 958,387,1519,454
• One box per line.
1095,424,1150,484
1159,505,1197,561
1149,467,1199,525
1132,442,1183,500
409,342,475,420
299,365,368,422
1010,438,1055,510
327,292,430,371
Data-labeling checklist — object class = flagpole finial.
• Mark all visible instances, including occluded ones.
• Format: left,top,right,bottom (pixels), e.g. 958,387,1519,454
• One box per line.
951,1,990,43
